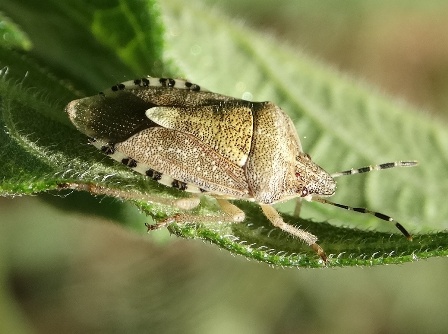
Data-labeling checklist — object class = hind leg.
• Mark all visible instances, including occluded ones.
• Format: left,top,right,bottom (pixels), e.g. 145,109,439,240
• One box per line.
146,198,245,230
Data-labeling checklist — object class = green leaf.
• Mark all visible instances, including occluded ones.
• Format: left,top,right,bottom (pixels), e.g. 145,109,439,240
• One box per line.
1,0,166,90
0,12,32,50
1,0,447,268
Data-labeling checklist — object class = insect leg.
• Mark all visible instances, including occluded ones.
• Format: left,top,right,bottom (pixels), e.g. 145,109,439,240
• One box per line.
331,160,418,178
147,198,245,231
58,182,200,210
260,204,327,262
215,199,246,222
293,198,303,217
312,196,412,240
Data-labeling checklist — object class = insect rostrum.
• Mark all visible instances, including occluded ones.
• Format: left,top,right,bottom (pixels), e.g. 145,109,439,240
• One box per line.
65,77,417,263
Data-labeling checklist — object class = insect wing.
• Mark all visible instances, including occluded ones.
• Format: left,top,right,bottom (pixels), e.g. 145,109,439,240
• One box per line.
115,127,250,197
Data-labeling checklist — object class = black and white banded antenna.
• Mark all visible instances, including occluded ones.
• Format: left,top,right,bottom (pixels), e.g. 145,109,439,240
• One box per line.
315,160,418,240
331,161,418,178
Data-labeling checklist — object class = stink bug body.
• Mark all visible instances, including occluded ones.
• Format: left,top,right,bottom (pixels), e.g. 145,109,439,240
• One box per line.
65,77,417,262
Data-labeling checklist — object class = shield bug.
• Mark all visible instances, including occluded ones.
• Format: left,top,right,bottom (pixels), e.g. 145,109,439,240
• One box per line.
65,77,417,262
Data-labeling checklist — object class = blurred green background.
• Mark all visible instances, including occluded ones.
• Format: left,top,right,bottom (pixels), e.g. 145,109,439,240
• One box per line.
1,1,448,333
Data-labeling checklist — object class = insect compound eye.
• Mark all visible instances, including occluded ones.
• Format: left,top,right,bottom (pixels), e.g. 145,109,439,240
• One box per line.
300,187,309,197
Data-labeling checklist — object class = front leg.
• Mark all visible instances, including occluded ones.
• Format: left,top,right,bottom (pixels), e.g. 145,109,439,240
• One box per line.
260,204,327,263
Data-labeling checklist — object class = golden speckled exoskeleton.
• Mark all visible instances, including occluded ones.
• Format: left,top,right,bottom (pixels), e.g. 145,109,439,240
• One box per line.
65,77,417,262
